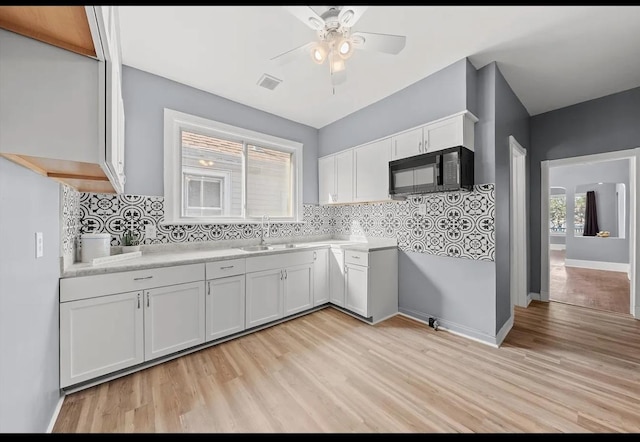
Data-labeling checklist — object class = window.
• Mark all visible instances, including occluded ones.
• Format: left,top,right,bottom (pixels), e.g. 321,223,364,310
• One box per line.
549,188,566,234
574,192,586,235
164,109,303,224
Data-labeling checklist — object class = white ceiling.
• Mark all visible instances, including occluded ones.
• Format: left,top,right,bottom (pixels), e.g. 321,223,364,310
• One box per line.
118,6,640,129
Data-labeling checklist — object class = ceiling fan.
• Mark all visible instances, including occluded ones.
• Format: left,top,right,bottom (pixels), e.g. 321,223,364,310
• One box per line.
271,6,407,90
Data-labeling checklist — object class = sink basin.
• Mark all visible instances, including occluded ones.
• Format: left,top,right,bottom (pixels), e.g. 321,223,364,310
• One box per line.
239,245,272,252
270,243,301,249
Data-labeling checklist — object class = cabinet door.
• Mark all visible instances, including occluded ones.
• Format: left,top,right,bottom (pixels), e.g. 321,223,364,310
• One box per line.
144,281,205,361
329,249,345,307
313,249,330,306
60,291,143,388
284,263,314,316
424,116,463,153
391,127,424,160
206,275,245,342
246,269,284,328
345,264,369,318
354,138,392,202
318,156,336,204
335,150,353,203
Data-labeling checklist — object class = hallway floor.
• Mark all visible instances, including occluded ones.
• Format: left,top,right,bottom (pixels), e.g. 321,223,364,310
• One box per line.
549,249,630,314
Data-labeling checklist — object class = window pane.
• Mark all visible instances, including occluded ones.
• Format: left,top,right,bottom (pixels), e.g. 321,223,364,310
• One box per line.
181,130,242,217
203,180,221,208
549,194,566,233
574,193,586,235
187,178,201,208
246,145,292,218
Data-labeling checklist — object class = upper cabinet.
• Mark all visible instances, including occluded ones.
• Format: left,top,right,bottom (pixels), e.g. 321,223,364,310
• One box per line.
354,138,392,203
0,6,125,193
318,150,354,205
391,111,478,161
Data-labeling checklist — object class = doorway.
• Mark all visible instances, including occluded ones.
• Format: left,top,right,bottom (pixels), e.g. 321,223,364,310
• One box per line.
540,149,639,317
510,136,528,311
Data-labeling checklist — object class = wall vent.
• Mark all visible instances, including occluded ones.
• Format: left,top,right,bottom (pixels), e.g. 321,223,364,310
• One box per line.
257,73,282,90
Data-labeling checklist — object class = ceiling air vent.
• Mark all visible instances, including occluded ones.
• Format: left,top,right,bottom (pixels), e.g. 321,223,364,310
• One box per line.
257,73,282,91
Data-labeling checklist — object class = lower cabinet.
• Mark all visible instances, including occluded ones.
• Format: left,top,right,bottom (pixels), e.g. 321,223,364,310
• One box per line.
60,291,144,388
329,249,345,307
206,275,246,342
283,263,314,316
144,281,205,361
313,249,329,306
245,268,284,328
345,263,369,317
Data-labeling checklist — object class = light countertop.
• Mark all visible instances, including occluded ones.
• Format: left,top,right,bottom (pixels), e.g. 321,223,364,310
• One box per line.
62,238,398,278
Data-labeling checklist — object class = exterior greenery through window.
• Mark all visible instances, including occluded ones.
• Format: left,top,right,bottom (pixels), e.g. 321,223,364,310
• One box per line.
549,193,567,234
574,193,586,235
164,109,303,224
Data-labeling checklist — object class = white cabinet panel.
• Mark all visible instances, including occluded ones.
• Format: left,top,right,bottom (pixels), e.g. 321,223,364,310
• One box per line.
206,275,246,342
424,117,461,153
284,264,314,316
335,150,353,203
318,155,336,205
60,291,143,388
144,281,205,360
329,249,345,307
313,248,329,306
246,268,284,328
345,264,369,318
354,138,392,202
391,127,424,160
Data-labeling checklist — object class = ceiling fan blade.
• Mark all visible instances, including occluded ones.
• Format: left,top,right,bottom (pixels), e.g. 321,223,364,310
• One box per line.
338,6,368,27
270,41,315,66
283,6,326,30
351,31,407,55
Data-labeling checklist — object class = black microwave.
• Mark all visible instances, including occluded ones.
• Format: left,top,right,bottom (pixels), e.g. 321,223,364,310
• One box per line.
388,145,474,198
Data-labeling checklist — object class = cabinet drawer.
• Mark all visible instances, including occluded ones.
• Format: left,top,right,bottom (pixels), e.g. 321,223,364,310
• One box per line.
60,263,205,302
206,259,246,279
344,250,369,266
246,250,314,273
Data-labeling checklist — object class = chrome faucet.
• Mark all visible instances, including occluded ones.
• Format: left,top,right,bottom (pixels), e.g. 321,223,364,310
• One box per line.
259,215,270,246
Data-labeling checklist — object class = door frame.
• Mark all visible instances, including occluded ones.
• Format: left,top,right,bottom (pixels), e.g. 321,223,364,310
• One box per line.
509,136,528,310
540,148,639,318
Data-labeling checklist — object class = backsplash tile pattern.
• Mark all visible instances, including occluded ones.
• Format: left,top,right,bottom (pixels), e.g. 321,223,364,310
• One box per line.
77,183,494,261
61,185,81,263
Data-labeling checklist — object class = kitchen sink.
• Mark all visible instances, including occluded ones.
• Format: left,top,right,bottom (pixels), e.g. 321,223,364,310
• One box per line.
269,243,301,249
239,245,272,252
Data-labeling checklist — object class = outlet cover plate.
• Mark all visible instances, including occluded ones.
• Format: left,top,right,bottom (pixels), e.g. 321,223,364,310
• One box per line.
35,232,43,258
145,224,157,239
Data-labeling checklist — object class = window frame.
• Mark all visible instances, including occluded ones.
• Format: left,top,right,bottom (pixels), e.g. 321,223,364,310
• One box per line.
163,108,303,225
182,168,229,216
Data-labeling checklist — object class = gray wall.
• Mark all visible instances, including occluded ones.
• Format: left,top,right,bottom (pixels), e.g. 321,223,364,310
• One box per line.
398,252,496,340
122,66,320,204
493,65,530,333
0,158,61,432
529,86,640,293
318,58,468,156
474,64,496,184
549,159,630,263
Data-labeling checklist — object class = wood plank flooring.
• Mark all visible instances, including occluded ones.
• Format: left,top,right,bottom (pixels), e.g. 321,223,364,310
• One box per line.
550,249,630,314
53,302,640,433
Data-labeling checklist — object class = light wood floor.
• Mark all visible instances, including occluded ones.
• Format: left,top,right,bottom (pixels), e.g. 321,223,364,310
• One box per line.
550,249,630,314
53,303,640,433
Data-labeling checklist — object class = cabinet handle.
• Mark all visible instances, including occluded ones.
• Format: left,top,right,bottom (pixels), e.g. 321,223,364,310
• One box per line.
313,251,317,260
280,270,283,280
285,270,288,279
207,281,211,296
351,255,360,259
395,140,398,158
220,265,234,270
134,276,153,281
137,293,140,309
344,266,348,274
146,292,150,307
418,141,422,153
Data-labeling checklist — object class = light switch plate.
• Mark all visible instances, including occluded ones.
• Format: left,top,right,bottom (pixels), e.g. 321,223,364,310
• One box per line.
35,232,43,258
418,204,427,216
145,224,157,240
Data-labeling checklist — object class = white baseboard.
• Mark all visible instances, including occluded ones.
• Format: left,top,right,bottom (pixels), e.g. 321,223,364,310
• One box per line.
526,293,532,306
564,258,630,273
529,292,541,301
550,243,566,250
46,394,65,433
397,309,500,348
495,315,514,347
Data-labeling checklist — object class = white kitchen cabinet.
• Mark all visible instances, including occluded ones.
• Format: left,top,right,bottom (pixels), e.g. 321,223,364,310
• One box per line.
354,138,392,202
423,112,477,153
206,275,246,342
318,156,336,205
329,249,345,307
60,291,144,388
144,281,205,361
283,263,314,316
313,249,330,306
345,263,369,317
335,150,354,203
246,268,284,328
391,127,425,160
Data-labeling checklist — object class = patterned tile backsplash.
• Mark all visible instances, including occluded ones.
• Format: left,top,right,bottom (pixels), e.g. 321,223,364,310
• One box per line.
61,184,81,264
75,183,495,261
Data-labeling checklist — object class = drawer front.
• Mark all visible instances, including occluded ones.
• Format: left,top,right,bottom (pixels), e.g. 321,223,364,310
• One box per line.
60,263,205,302
246,250,314,273
206,258,246,279
344,250,369,266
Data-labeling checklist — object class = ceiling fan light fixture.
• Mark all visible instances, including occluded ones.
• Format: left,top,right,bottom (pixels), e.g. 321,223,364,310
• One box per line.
337,37,353,59
329,50,346,73
310,43,328,64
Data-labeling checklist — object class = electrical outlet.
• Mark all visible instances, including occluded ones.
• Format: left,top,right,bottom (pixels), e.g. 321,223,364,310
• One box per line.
145,224,157,240
35,232,43,258
418,203,427,215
